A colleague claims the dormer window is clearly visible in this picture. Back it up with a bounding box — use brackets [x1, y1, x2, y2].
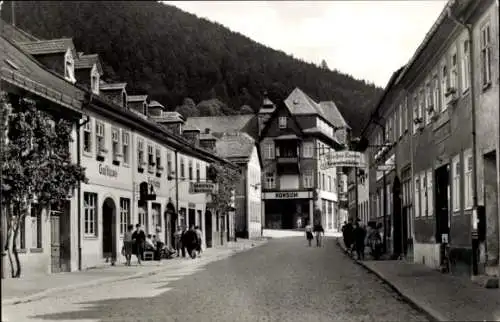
[90, 64, 100, 95]
[64, 49, 76, 84]
[143, 102, 148, 115]
[122, 92, 127, 109]
[279, 116, 287, 129]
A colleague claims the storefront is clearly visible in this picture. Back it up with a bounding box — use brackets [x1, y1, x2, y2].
[262, 191, 314, 229]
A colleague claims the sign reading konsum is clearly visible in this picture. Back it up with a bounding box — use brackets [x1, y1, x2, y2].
[321, 151, 366, 169]
[98, 164, 118, 178]
[262, 191, 312, 200]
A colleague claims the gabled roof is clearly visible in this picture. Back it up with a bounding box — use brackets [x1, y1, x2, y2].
[1, 35, 84, 112]
[319, 101, 350, 129]
[17, 38, 77, 58]
[75, 54, 104, 74]
[285, 88, 349, 129]
[100, 82, 127, 91]
[215, 133, 256, 161]
[258, 100, 304, 142]
[186, 115, 255, 136]
[127, 95, 148, 102]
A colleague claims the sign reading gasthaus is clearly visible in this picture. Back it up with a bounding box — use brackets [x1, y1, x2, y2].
[321, 151, 366, 169]
[189, 182, 216, 194]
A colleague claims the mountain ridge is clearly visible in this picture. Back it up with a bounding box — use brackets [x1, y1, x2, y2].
[1, 0, 383, 134]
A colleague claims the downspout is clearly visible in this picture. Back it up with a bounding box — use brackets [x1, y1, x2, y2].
[77, 94, 92, 271]
[447, 9, 479, 275]
[174, 150, 179, 227]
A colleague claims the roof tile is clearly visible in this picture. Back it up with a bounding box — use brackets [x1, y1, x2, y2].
[17, 38, 76, 56]
[215, 133, 255, 160]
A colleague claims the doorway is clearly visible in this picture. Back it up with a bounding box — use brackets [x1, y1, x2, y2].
[188, 208, 196, 228]
[483, 152, 499, 269]
[166, 203, 176, 247]
[435, 165, 450, 253]
[392, 176, 402, 258]
[50, 201, 71, 273]
[102, 198, 117, 261]
[205, 210, 213, 248]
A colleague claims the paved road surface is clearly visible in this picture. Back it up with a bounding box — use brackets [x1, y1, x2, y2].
[3, 237, 430, 322]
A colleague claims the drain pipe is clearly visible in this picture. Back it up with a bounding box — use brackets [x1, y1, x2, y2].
[447, 8, 479, 275]
[174, 150, 179, 227]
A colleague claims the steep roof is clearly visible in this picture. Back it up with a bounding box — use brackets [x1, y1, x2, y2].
[319, 101, 350, 129]
[17, 38, 77, 57]
[285, 87, 349, 129]
[1, 35, 84, 112]
[100, 82, 127, 91]
[0, 19, 40, 42]
[75, 53, 103, 74]
[186, 115, 256, 136]
[215, 132, 256, 161]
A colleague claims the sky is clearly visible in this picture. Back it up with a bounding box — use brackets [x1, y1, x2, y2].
[162, 1, 447, 88]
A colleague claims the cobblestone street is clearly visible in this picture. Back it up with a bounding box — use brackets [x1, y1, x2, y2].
[4, 237, 429, 322]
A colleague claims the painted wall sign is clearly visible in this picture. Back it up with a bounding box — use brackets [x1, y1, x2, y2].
[98, 164, 118, 177]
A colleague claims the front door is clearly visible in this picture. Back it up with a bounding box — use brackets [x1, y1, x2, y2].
[50, 214, 61, 273]
[205, 211, 212, 248]
[102, 198, 116, 262]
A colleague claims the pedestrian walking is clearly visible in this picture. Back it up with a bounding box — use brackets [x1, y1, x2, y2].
[123, 224, 134, 266]
[174, 226, 182, 257]
[180, 225, 188, 258]
[132, 224, 146, 265]
[353, 221, 366, 260]
[313, 222, 325, 247]
[305, 222, 314, 247]
[342, 220, 354, 256]
[182, 225, 198, 259]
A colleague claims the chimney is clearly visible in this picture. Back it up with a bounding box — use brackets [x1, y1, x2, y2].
[182, 127, 201, 147]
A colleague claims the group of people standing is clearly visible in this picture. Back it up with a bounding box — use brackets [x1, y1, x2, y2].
[342, 219, 383, 260]
[174, 225, 203, 259]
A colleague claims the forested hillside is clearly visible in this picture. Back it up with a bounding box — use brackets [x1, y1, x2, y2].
[1, 1, 382, 134]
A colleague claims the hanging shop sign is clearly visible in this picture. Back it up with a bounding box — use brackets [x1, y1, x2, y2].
[189, 182, 216, 194]
[321, 151, 366, 170]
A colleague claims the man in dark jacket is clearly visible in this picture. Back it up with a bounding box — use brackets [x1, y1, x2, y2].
[181, 225, 198, 259]
[353, 221, 366, 260]
[342, 220, 354, 254]
[131, 224, 146, 264]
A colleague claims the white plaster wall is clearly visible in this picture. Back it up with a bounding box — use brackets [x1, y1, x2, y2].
[247, 147, 262, 238]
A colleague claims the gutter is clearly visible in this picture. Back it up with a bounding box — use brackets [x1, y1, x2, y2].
[447, 7, 479, 275]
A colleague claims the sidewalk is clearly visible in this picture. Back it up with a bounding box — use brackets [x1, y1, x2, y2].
[336, 239, 500, 322]
[1, 238, 267, 306]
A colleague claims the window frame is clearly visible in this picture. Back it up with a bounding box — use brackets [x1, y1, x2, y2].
[84, 192, 98, 237]
[119, 198, 130, 236]
[278, 116, 287, 129]
[82, 116, 92, 154]
[452, 155, 461, 212]
[480, 22, 492, 87]
[122, 131, 130, 165]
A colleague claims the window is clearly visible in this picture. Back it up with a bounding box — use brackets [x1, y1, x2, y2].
[188, 160, 193, 180]
[452, 156, 461, 212]
[415, 177, 420, 217]
[419, 90, 425, 124]
[122, 92, 128, 109]
[64, 49, 76, 83]
[432, 76, 440, 113]
[122, 132, 130, 165]
[167, 153, 173, 175]
[461, 39, 470, 92]
[91, 64, 99, 95]
[427, 170, 433, 216]
[302, 142, 314, 158]
[322, 174, 325, 190]
[265, 172, 276, 189]
[155, 147, 162, 170]
[147, 145, 154, 166]
[464, 150, 473, 209]
[82, 116, 92, 153]
[441, 65, 448, 110]
[480, 23, 492, 86]
[421, 172, 427, 216]
[180, 157, 185, 178]
[279, 116, 287, 129]
[95, 121, 105, 155]
[119, 198, 130, 236]
[412, 95, 419, 134]
[196, 162, 200, 182]
[31, 204, 42, 248]
[403, 97, 408, 132]
[264, 142, 275, 159]
[328, 176, 332, 192]
[450, 51, 458, 91]
[303, 171, 313, 188]
[84, 192, 97, 236]
[425, 84, 432, 125]
[398, 104, 403, 137]
[137, 139, 145, 166]
[112, 128, 120, 160]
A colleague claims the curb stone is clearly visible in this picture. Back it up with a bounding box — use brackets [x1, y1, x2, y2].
[335, 239, 445, 322]
[2, 240, 267, 307]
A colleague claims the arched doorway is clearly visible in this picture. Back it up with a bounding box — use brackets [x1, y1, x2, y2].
[392, 176, 402, 259]
[102, 197, 117, 262]
[165, 202, 176, 247]
[205, 210, 212, 248]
